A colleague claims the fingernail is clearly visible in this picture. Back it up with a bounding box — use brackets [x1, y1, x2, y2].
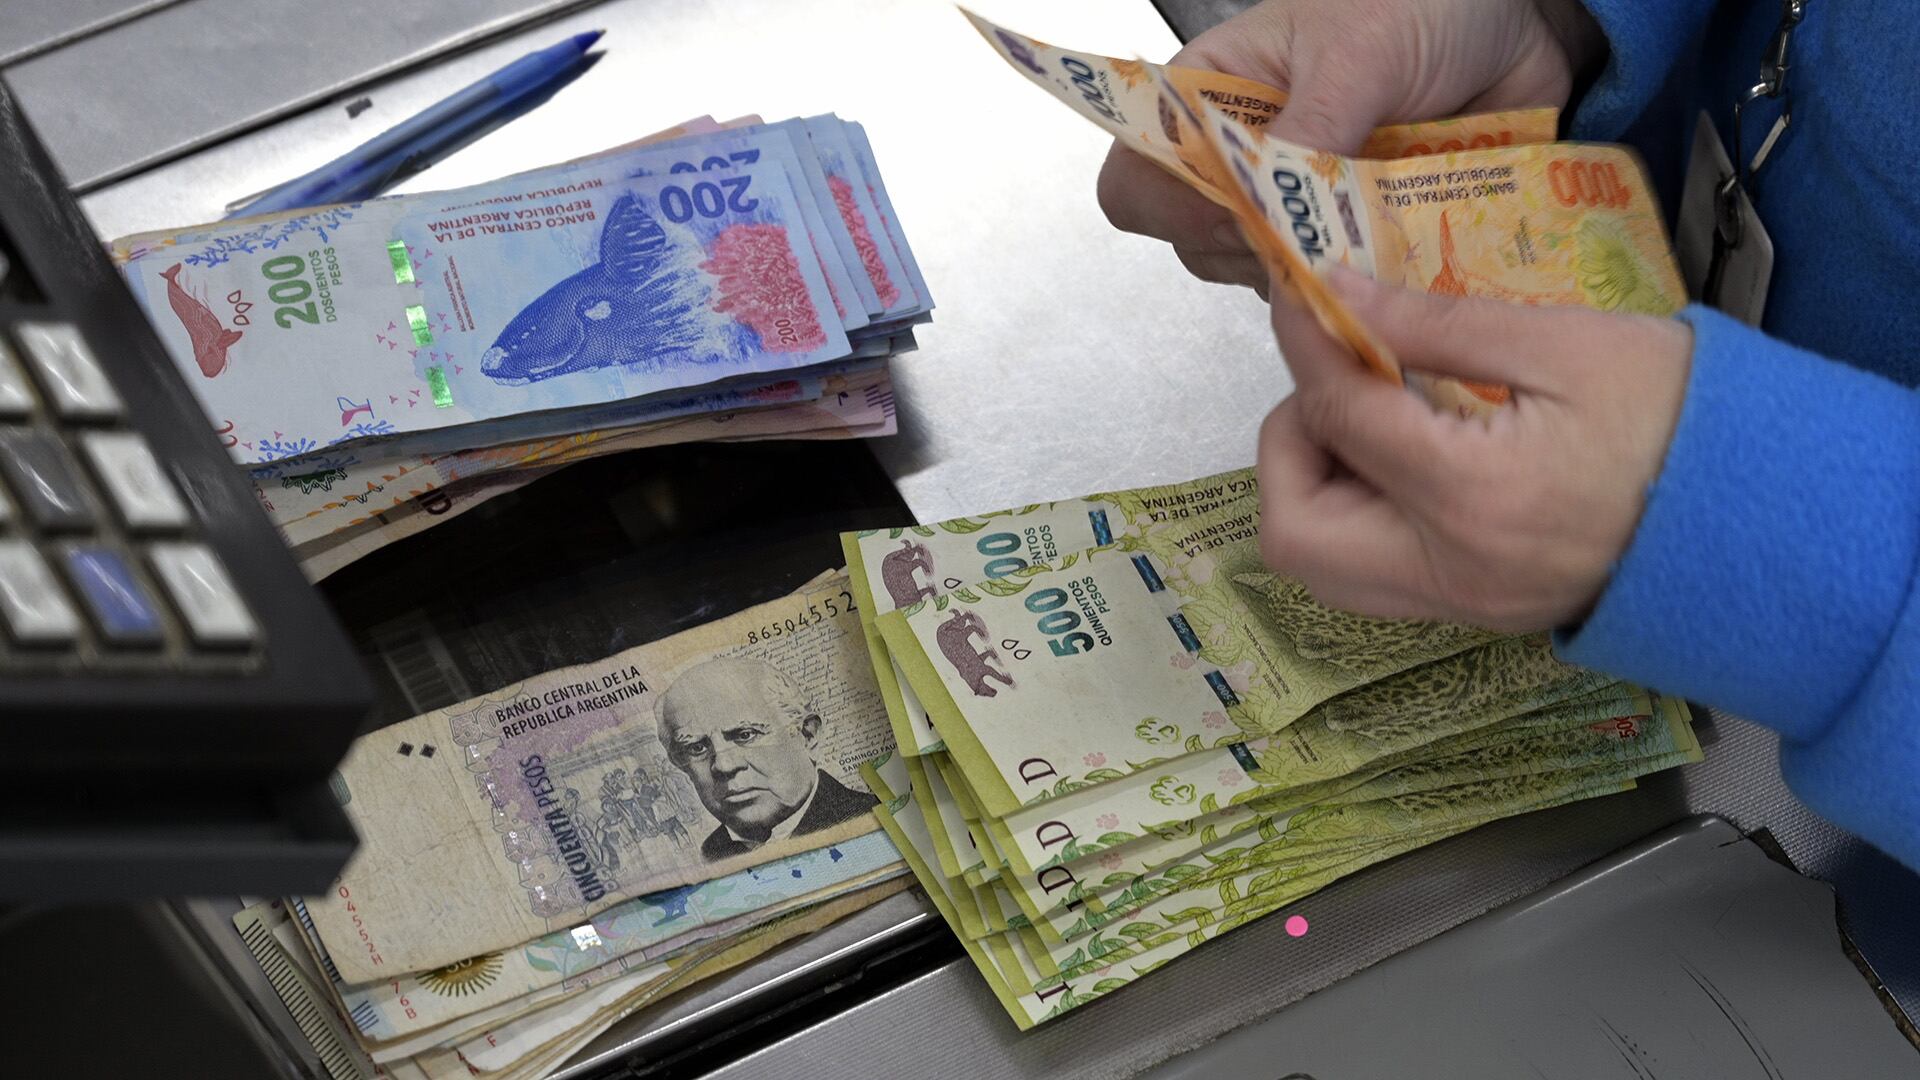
[1210, 222, 1251, 253]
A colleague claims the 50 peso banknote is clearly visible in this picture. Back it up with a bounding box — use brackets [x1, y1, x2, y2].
[302, 574, 895, 982]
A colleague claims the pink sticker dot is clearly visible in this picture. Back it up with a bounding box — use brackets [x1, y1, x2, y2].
[1284, 915, 1309, 937]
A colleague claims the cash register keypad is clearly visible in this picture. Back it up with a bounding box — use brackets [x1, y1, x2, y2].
[0, 325, 257, 670]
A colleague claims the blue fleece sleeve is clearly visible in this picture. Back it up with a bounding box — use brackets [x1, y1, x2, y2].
[1556, 306, 1920, 869]
[1567, 0, 1721, 139]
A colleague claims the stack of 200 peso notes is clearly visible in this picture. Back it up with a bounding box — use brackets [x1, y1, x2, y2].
[843, 470, 1701, 1028]
[112, 113, 927, 580]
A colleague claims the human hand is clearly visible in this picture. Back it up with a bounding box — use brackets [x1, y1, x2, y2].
[1256, 269, 1692, 631]
[1097, 0, 1606, 293]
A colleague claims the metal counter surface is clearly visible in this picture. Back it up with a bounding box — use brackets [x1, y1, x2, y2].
[57, 0, 1920, 1074]
[0, 0, 187, 65]
[1143, 817, 1920, 1079]
[5, 0, 596, 189]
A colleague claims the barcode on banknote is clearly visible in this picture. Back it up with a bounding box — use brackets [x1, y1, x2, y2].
[289, 897, 343, 984]
[367, 610, 474, 714]
[235, 913, 372, 1080]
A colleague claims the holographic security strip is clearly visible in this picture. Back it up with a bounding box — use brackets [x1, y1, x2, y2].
[1131, 554, 1165, 593]
[405, 304, 433, 345]
[426, 366, 452, 408]
[387, 240, 415, 284]
[1204, 671, 1240, 708]
[1088, 509, 1113, 546]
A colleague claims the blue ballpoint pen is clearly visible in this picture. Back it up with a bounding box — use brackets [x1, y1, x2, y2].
[227, 29, 605, 218]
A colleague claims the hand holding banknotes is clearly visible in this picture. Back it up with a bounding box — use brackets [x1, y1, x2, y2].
[1258, 268, 1692, 631]
[1095, 0, 1605, 292]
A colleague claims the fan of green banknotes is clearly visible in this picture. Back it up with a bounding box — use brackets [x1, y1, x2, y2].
[842, 467, 1701, 1029]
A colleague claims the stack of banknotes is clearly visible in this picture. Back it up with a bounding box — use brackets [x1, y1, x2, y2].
[110, 113, 930, 580]
[841, 471, 1703, 1029]
[230, 573, 911, 1078]
[965, 11, 1685, 414]
[796, 13, 1701, 1033]
[206, 11, 1713, 1060]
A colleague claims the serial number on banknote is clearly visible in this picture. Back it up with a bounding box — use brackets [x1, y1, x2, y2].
[745, 589, 858, 644]
[333, 884, 385, 968]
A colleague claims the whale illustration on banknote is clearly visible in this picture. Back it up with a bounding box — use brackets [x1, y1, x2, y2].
[479, 194, 708, 385]
[159, 263, 243, 377]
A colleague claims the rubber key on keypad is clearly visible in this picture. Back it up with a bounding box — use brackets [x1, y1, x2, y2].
[0, 427, 94, 531]
[65, 547, 164, 647]
[149, 542, 255, 648]
[81, 431, 190, 531]
[12, 322, 121, 420]
[0, 540, 81, 646]
[0, 339, 32, 418]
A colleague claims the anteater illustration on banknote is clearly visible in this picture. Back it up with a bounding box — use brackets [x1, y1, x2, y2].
[936, 609, 1016, 698]
[879, 538, 938, 607]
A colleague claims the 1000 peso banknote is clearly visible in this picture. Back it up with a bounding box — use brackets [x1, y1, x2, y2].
[967, 11, 1685, 416]
[961, 9, 1560, 202]
[1157, 66, 1685, 409]
[1173, 81, 1686, 412]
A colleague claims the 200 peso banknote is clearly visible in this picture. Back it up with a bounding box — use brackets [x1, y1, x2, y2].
[119, 137, 856, 465]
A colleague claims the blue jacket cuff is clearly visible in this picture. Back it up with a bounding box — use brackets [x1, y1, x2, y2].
[1556, 305, 1920, 743]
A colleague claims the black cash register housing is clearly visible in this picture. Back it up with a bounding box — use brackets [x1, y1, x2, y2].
[0, 78, 370, 897]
